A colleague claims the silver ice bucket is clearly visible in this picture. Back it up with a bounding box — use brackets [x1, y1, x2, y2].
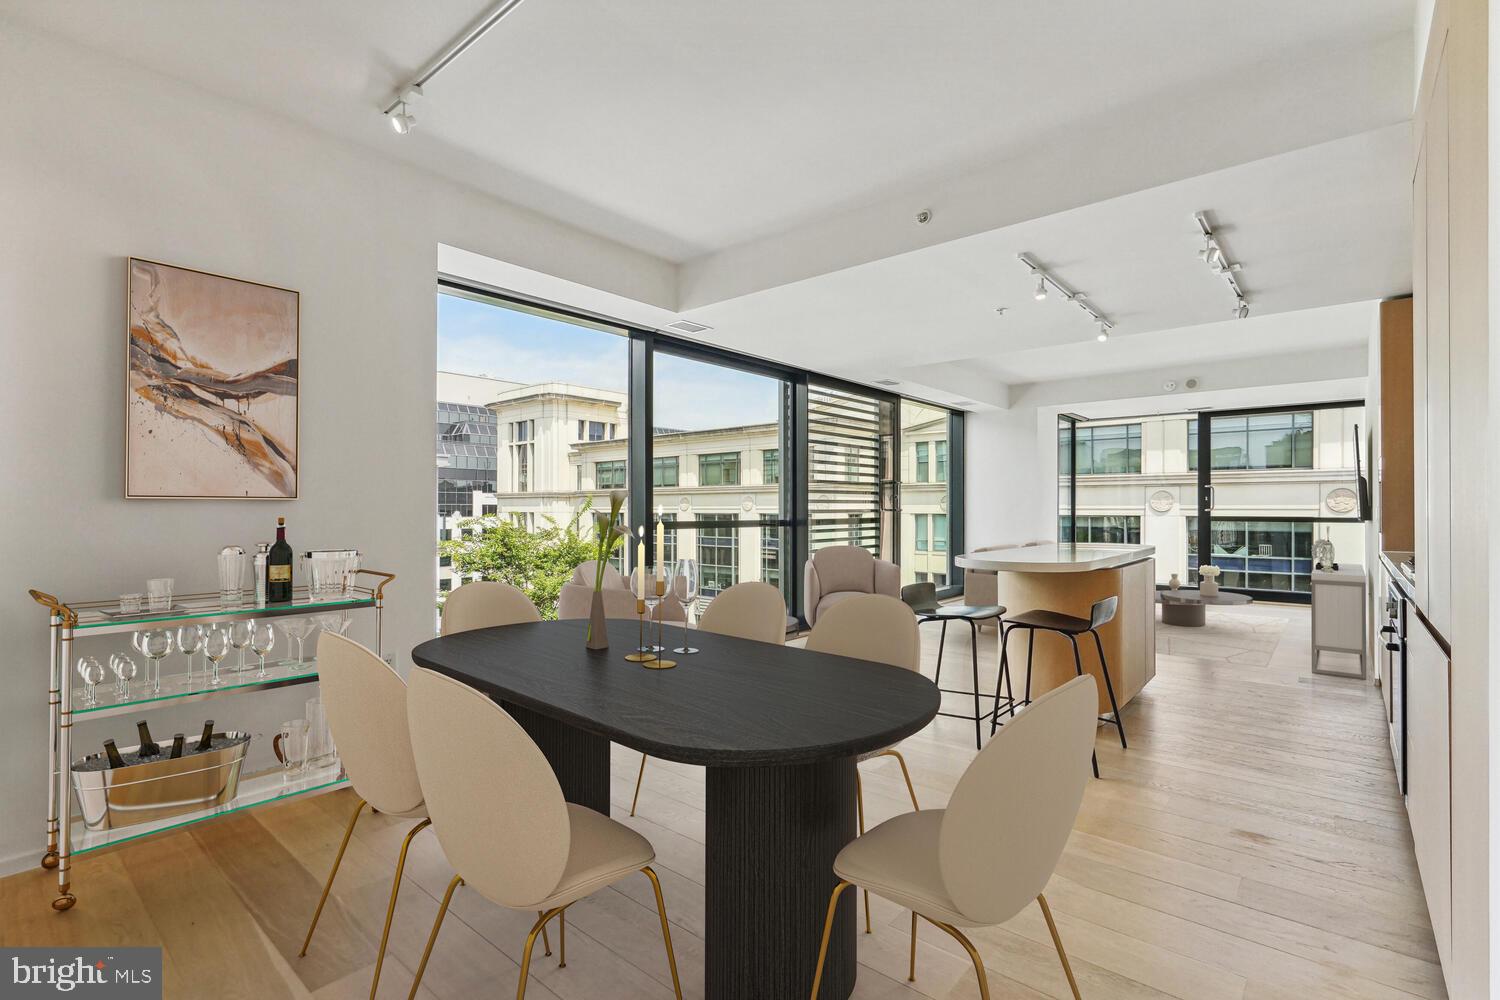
[71, 732, 251, 831]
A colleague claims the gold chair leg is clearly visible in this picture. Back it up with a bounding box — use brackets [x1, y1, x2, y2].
[538, 911, 552, 957]
[408, 874, 463, 1000]
[559, 907, 566, 968]
[630, 752, 648, 817]
[809, 880, 852, 1000]
[516, 906, 565, 1000]
[854, 773, 870, 934]
[873, 748, 920, 811]
[299, 795, 365, 957]
[369, 818, 431, 1000]
[642, 866, 684, 1000]
[926, 917, 992, 1000]
[908, 911, 917, 981]
[1037, 893, 1082, 1000]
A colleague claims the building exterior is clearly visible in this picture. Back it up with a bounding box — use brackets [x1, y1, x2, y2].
[435, 376, 956, 608]
[1064, 405, 1366, 594]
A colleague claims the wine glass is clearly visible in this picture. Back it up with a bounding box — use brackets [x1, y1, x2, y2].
[203, 626, 230, 687]
[672, 559, 700, 654]
[140, 630, 173, 694]
[250, 622, 276, 679]
[280, 617, 315, 666]
[230, 620, 255, 674]
[76, 657, 104, 706]
[320, 612, 353, 637]
[109, 653, 138, 699]
[176, 625, 204, 684]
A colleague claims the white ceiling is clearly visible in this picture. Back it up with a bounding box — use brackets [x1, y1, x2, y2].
[12, 0, 1416, 399]
[11, 0, 1412, 262]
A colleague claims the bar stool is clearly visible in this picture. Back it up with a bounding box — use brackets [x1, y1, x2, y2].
[900, 582, 1005, 750]
[989, 595, 1126, 778]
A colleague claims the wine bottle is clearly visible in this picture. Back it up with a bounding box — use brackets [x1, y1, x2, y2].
[267, 517, 293, 603]
[195, 719, 216, 753]
[169, 733, 186, 759]
[103, 738, 126, 769]
[135, 720, 160, 758]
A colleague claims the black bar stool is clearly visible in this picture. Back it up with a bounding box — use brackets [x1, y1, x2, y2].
[988, 595, 1126, 778]
[901, 582, 1005, 750]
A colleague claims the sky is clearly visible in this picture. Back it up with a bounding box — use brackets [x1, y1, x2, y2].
[438, 292, 781, 429]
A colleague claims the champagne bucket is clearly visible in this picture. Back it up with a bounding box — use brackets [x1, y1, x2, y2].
[71, 732, 251, 831]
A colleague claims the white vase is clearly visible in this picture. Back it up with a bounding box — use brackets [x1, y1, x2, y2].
[1200, 577, 1219, 597]
[1168, 573, 1181, 591]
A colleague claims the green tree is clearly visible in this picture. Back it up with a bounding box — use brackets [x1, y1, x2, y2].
[439, 502, 595, 619]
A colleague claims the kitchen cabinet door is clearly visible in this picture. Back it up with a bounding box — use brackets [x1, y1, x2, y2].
[1406, 618, 1451, 973]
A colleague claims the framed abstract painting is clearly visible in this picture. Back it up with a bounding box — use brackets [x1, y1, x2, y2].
[126, 258, 299, 499]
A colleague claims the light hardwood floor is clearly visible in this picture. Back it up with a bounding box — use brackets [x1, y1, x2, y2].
[2, 604, 1444, 1000]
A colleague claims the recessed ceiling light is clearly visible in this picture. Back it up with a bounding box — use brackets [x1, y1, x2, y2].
[666, 320, 712, 334]
[874, 379, 900, 386]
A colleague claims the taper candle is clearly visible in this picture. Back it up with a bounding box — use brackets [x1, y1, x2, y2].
[655, 505, 665, 580]
[637, 537, 646, 599]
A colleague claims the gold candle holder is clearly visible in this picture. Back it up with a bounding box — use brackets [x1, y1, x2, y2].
[624, 598, 658, 663]
[645, 578, 676, 669]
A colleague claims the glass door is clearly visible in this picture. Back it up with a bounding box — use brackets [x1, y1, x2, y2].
[1193, 402, 1366, 600]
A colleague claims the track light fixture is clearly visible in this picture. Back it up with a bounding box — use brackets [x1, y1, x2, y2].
[1194, 211, 1249, 318]
[1018, 253, 1116, 344]
[381, 0, 527, 134]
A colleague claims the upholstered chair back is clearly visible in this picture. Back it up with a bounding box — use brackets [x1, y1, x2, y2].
[315, 633, 424, 816]
[441, 581, 541, 636]
[697, 582, 786, 644]
[805, 594, 919, 671]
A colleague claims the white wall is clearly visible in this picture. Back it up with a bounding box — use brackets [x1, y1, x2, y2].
[963, 404, 1049, 548]
[0, 21, 675, 873]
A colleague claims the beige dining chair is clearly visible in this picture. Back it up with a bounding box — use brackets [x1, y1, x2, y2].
[805, 593, 923, 932]
[809, 674, 1097, 1000]
[405, 667, 683, 1000]
[441, 580, 542, 635]
[300, 632, 472, 1000]
[629, 581, 788, 816]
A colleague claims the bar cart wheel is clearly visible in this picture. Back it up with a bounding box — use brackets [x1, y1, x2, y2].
[52, 892, 76, 911]
[41, 850, 59, 870]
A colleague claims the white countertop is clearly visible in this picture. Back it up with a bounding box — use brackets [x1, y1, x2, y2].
[955, 543, 1156, 573]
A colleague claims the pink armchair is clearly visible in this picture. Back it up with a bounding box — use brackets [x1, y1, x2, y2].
[556, 560, 685, 622]
[803, 546, 901, 627]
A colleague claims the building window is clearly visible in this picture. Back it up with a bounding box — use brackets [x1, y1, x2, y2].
[932, 573, 947, 587]
[653, 456, 679, 488]
[761, 517, 781, 589]
[915, 516, 929, 551]
[936, 440, 948, 483]
[516, 445, 530, 492]
[595, 460, 627, 489]
[482, 504, 497, 515]
[933, 513, 948, 552]
[698, 514, 738, 597]
[577, 419, 584, 440]
[1187, 517, 1314, 592]
[699, 451, 740, 486]
[915, 442, 929, 482]
[439, 579, 452, 592]
[1059, 515, 1142, 544]
[588, 420, 607, 441]
[439, 528, 452, 542]
[1067, 424, 1142, 475]
[761, 449, 780, 485]
[1189, 412, 1313, 470]
[660, 513, 677, 567]
[576, 465, 582, 490]
[609, 423, 617, 439]
[915, 572, 928, 583]
[513, 420, 532, 442]
[439, 555, 451, 568]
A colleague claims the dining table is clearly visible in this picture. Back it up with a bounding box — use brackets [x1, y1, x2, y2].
[411, 617, 940, 1000]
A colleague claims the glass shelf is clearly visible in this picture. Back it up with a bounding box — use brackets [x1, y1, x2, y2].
[65, 588, 375, 633]
[71, 761, 347, 855]
[72, 658, 323, 719]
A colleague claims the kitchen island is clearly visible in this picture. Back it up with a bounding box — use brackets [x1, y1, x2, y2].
[957, 543, 1157, 714]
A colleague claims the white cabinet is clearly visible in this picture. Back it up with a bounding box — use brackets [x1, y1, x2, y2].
[1406, 620, 1451, 973]
[1310, 565, 1366, 677]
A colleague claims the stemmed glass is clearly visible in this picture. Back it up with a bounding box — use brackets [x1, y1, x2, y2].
[280, 617, 316, 666]
[203, 626, 230, 687]
[140, 630, 173, 694]
[672, 559, 700, 655]
[109, 653, 137, 699]
[76, 657, 105, 706]
[319, 611, 353, 638]
[250, 622, 276, 679]
[230, 620, 255, 674]
[176, 625, 204, 685]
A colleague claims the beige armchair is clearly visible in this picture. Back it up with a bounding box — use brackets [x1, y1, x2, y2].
[803, 545, 900, 627]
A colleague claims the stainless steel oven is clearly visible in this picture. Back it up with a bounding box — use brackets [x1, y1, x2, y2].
[1381, 579, 1408, 795]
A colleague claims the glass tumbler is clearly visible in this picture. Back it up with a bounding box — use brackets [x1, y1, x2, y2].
[217, 546, 247, 605]
[146, 577, 174, 613]
[274, 719, 311, 782]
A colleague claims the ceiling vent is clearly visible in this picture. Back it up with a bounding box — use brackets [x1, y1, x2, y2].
[666, 320, 712, 335]
[953, 400, 975, 407]
[873, 379, 901, 386]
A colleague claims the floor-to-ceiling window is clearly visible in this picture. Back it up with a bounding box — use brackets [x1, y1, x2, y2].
[652, 348, 790, 614]
[434, 290, 629, 619]
[436, 283, 964, 625]
[1056, 401, 1365, 599]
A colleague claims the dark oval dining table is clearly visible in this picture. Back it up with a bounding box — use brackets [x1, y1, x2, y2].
[412, 617, 939, 1000]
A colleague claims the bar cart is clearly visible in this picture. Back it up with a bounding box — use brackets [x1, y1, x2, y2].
[29, 569, 394, 912]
